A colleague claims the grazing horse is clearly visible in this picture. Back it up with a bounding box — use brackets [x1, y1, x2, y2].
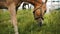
[0, 0, 47, 34]
[21, 0, 47, 26]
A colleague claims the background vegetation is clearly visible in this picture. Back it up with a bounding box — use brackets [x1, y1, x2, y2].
[0, 9, 60, 34]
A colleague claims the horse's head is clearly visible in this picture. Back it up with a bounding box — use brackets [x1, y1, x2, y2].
[33, 0, 47, 26]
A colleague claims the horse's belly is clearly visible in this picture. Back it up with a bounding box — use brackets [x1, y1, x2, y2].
[0, 0, 6, 2]
[0, 2, 7, 9]
[0, 6, 7, 9]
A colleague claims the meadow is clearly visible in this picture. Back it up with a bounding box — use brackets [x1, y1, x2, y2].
[0, 9, 60, 34]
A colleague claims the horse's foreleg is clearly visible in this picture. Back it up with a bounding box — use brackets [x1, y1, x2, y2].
[8, 3, 19, 34]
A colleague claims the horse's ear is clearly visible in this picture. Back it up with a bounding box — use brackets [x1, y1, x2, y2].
[42, 0, 47, 3]
[45, 0, 47, 3]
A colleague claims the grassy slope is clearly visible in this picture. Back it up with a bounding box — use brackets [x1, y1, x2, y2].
[0, 9, 60, 34]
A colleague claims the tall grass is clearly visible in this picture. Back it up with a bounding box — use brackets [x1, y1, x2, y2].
[0, 9, 60, 34]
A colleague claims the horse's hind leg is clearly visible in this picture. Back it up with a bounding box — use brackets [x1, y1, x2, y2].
[8, 3, 19, 34]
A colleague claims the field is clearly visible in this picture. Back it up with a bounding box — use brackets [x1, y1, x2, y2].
[0, 9, 60, 34]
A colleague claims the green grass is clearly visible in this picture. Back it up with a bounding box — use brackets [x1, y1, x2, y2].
[0, 9, 60, 34]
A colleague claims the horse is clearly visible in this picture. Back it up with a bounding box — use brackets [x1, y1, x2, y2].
[0, 0, 47, 34]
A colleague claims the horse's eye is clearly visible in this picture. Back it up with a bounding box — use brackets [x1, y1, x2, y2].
[42, 0, 46, 3]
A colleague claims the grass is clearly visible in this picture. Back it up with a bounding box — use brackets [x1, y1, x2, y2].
[0, 9, 60, 34]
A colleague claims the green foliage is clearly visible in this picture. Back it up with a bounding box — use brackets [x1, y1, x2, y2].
[0, 9, 60, 34]
[44, 9, 60, 34]
[0, 10, 14, 34]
